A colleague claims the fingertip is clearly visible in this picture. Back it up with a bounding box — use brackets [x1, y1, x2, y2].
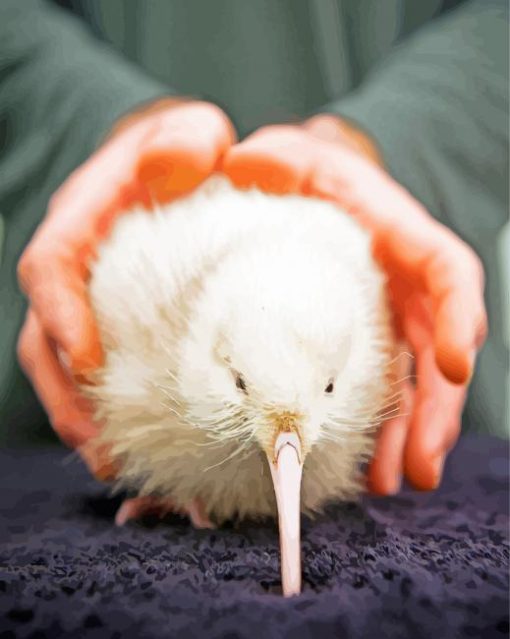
[367, 466, 401, 496]
[367, 397, 412, 497]
[435, 342, 474, 386]
[431, 264, 486, 386]
[404, 466, 436, 491]
[404, 441, 444, 491]
[367, 443, 403, 497]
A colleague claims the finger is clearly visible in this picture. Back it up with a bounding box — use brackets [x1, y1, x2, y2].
[404, 352, 466, 490]
[19, 252, 104, 373]
[373, 225, 486, 385]
[368, 379, 414, 495]
[18, 310, 116, 479]
[402, 298, 467, 490]
[425, 245, 487, 384]
[18, 102, 233, 374]
[222, 126, 317, 193]
[17, 309, 99, 450]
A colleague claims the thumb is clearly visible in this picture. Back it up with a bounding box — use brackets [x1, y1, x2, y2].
[136, 101, 236, 203]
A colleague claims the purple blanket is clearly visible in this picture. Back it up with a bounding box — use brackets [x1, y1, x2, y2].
[0, 435, 508, 639]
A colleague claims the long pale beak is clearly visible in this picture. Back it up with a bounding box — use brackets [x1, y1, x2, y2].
[267, 432, 303, 597]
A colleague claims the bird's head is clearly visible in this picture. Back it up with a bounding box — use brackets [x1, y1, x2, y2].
[176, 236, 385, 595]
[177, 238, 364, 460]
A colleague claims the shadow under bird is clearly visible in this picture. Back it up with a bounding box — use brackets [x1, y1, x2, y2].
[84, 176, 399, 596]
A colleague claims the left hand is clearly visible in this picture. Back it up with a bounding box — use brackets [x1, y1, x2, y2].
[221, 115, 487, 495]
[17, 99, 235, 479]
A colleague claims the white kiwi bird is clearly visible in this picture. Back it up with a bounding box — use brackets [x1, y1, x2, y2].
[84, 176, 400, 597]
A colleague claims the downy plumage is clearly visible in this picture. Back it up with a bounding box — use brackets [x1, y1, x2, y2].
[85, 176, 398, 594]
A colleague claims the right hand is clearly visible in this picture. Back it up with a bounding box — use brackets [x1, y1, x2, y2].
[17, 99, 235, 477]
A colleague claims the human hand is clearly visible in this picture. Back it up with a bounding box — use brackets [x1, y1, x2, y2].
[221, 116, 487, 495]
[17, 98, 235, 478]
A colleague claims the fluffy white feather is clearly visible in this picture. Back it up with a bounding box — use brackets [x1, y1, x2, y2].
[86, 176, 397, 524]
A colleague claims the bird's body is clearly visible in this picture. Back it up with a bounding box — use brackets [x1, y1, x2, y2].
[87, 176, 396, 530]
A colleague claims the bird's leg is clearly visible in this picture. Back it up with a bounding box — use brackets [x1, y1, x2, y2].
[115, 495, 180, 526]
[185, 497, 216, 529]
[115, 495, 215, 529]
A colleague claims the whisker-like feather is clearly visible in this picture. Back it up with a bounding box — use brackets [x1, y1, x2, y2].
[203, 437, 256, 472]
[159, 401, 183, 418]
[154, 383, 183, 407]
[388, 373, 417, 388]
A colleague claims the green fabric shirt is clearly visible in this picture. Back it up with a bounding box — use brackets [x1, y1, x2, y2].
[0, 0, 508, 445]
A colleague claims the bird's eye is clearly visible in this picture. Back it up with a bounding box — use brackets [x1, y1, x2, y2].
[324, 380, 334, 394]
[235, 372, 248, 394]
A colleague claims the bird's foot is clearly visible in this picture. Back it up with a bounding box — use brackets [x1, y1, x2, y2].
[115, 495, 215, 529]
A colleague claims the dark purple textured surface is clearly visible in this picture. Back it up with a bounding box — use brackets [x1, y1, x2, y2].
[0, 435, 508, 639]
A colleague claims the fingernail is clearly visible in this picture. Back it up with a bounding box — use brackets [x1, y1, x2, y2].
[431, 455, 445, 489]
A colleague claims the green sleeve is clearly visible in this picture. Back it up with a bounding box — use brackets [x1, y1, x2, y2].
[320, 0, 508, 235]
[319, 0, 509, 438]
[0, 0, 171, 445]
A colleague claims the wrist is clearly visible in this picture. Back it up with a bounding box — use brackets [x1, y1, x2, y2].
[302, 114, 384, 168]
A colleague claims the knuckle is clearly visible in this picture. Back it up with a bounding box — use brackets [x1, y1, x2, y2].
[458, 244, 484, 284]
[477, 309, 489, 346]
[16, 323, 31, 372]
[16, 313, 42, 376]
[17, 248, 35, 289]
[17, 245, 51, 290]
[18, 242, 60, 292]
[18, 193, 66, 291]
[47, 190, 63, 213]
[474, 254, 485, 285]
